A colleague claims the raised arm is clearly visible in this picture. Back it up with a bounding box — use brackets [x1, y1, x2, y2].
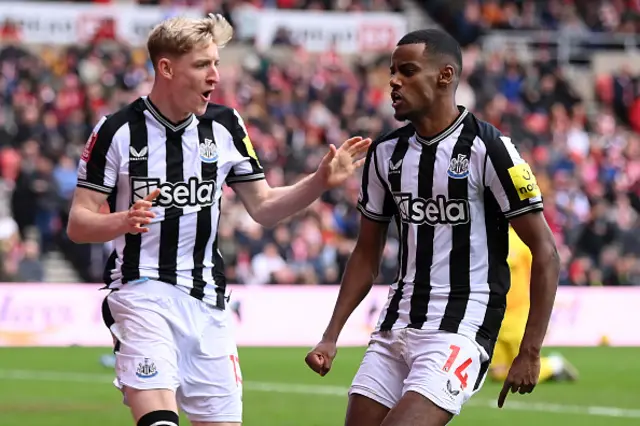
[231, 137, 370, 228]
[218, 109, 370, 228]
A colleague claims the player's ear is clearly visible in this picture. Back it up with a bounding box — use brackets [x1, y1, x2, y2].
[438, 64, 455, 88]
[157, 57, 173, 79]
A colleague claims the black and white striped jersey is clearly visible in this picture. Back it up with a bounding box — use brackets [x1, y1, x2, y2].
[76, 96, 264, 308]
[357, 107, 543, 355]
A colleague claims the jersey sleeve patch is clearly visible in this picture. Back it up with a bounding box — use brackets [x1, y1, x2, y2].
[81, 131, 98, 162]
[507, 163, 541, 201]
[242, 134, 261, 167]
[232, 108, 263, 169]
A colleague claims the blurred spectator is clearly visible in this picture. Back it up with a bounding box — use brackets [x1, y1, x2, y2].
[423, 0, 640, 47]
[17, 239, 44, 282]
[129, 0, 403, 12]
[3, 1, 640, 287]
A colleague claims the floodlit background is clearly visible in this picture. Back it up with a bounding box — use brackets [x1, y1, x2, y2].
[0, 0, 639, 425]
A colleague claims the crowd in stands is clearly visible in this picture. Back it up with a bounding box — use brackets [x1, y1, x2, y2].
[1, 0, 640, 286]
[131, 0, 404, 11]
[424, 0, 640, 47]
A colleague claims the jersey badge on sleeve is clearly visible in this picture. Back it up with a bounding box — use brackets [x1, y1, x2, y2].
[234, 109, 262, 167]
[508, 163, 541, 200]
[81, 132, 98, 162]
[243, 135, 261, 167]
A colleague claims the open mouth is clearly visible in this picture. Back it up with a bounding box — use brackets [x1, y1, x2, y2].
[201, 90, 213, 102]
[391, 91, 403, 108]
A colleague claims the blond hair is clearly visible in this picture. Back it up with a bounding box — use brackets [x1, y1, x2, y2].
[147, 13, 233, 66]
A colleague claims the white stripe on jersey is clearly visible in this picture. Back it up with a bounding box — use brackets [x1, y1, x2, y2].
[421, 126, 463, 328]
[395, 136, 421, 323]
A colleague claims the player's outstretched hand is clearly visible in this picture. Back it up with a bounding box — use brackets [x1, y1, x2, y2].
[125, 189, 160, 235]
[305, 341, 337, 377]
[497, 351, 540, 408]
[316, 136, 372, 189]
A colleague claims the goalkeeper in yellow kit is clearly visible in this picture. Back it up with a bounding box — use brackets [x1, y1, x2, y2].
[489, 227, 579, 383]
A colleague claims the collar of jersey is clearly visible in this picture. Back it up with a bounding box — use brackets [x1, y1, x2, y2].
[143, 96, 194, 133]
[415, 106, 468, 146]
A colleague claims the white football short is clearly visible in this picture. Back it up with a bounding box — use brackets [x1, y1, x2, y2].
[349, 329, 490, 416]
[102, 279, 242, 423]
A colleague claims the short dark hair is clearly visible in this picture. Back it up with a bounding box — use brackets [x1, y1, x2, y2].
[397, 29, 462, 76]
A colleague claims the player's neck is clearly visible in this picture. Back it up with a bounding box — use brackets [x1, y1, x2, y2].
[147, 89, 191, 125]
[413, 101, 461, 140]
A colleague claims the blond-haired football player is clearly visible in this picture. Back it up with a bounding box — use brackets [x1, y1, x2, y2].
[68, 14, 370, 426]
[489, 227, 579, 384]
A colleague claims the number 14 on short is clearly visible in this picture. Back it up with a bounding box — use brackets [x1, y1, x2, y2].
[442, 345, 472, 390]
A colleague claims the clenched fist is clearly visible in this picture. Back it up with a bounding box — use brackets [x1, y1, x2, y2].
[305, 341, 337, 377]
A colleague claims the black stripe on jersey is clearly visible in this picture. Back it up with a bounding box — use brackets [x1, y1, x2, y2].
[358, 146, 396, 222]
[372, 135, 408, 221]
[408, 143, 436, 329]
[211, 201, 227, 309]
[380, 135, 410, 331]
[121, 115, 149, 283]
[191, 120, 217, 300]
[477, 188, 510, 355]
[200, 105, 263, 184]
[102, 189, 119, 286]
[158, 129, 185, 285]
[359, 147, 372, 212]
[478, 121, 521, 210]
[80, 112, 129, 193]
[373, 151, 399, 219]
[230, 115, 262, 176]
[82, 134, 111, 191]
[440, 119, 477, 333]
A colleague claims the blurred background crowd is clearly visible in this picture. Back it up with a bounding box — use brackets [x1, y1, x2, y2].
[2, 0, 640, 287]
